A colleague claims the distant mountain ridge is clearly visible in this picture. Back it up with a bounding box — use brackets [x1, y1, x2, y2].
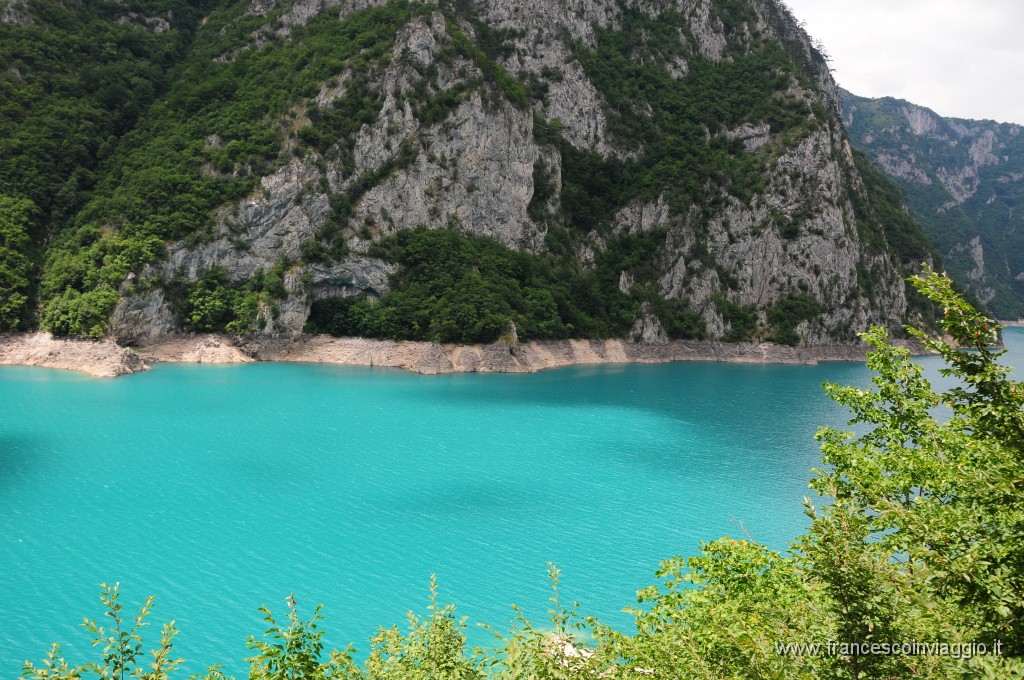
[841, 88, 1024, 319]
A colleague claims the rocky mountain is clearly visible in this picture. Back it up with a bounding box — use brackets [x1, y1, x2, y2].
[1, 0, 936, 347]
[842, 89, 1024, 319]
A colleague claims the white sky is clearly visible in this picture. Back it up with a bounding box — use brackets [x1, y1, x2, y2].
[781, 0, 1024, 124]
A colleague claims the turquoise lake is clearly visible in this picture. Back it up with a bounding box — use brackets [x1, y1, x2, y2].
[2, 329, 1022, 676]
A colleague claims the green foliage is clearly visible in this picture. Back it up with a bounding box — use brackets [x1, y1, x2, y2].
[245, 595, 359, 680]
[364, 577, 480, 680]
[478, 563, 604, 679]
[0, 0, 211, 225]
[41, 287, 119, 339]
[596, 538, 824, 679]
[715, 294, 758, 342]
[802, 269, 1024, 676]
[22, 582, 182, 680]
[307, 227, 704, 343]
[1, 0, 221, 335]
[167, 263, 291, 336]
[526, 159, 555, 223]
[766, 295, 822, 346]
[0, 195, 37, 330]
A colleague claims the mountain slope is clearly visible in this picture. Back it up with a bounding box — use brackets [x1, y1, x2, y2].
[842, 89, 1024, 319]
[2, 0, 936, 345]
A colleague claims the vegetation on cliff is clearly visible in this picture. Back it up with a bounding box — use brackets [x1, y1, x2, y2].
[306, 227, 705, 343]
[0, 195, 36, 331]
[1, 0, 937, 344]
[21, 272, 1024, 678]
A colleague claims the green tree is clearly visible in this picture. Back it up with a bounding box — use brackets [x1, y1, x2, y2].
[245, 595, 359, 680]
[0, 195, 37, 331]
[595, 539, 823, 679]
[802, 268, 1024, 677]
[363, 577, 480, 680]
[41, 287, 119, 339]
[21, 582, 182, 680]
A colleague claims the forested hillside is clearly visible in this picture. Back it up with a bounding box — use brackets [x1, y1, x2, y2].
[843, 89, 1024, 319]
[0, 0, 217, 331]
[2, 0, 936, 346]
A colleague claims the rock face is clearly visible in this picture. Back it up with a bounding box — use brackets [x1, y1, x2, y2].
[106, 0, 922, 345]
[843, 89, 1024, 319]
[0, 333, 146, 377]
[0, 0, 33, 26]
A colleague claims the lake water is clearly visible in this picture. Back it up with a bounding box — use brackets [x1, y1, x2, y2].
[2, 330, 1021, 676]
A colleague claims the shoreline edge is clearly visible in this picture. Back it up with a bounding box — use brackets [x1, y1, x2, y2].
[0, 332, 899, 378]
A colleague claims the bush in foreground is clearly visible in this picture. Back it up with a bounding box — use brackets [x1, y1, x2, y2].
[20, 271, 1024, 679]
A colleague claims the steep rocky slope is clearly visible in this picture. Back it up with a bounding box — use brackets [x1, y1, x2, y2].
[842, 89, 1024, 319]
[2, 0, 935, 346]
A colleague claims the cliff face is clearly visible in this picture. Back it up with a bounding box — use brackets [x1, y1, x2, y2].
[5, 0, 934, 345]
[842, 90, 1024, 319]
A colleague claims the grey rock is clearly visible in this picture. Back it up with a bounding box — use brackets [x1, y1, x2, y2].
[0, 0, 32, 25]
[631, 302, 670, 344]
[309, 258, 396, 299]
[109, 0, 918, 345]
[109, 289, 178, 344]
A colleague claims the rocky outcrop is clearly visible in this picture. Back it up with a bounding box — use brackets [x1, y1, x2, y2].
[0, 330, 895, 378]
[0, 333, 146, 377]
[137, 335, 254, 365]
[168, 333, 882, 374]
[949, 235, 996, 304]
[659, 124, 906, 342]
[352, 92, 546, 251]
[110, 288, 178, 344]
[115, 11, 171, 32]
[630, 302, 670, 344]
[0, 0, 33, 25]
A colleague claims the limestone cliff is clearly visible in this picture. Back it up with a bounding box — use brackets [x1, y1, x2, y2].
[12, 0, 933, 346]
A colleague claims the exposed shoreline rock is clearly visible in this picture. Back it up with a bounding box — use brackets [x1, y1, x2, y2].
[0, 333, 147, 377]
[250, 335, 879, 374]
[0, 332, 902, 378]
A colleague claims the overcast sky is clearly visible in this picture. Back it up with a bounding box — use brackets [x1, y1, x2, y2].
[781, 0, 1024, 124]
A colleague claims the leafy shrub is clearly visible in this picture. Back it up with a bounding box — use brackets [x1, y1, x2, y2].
[41, 287, 119, 339]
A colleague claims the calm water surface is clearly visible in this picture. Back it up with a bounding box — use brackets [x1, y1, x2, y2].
[2, 329, 1022, 675]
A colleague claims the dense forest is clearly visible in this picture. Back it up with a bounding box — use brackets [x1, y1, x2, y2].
[0, 0, 218, 333]
[19, 273, 1024, 678]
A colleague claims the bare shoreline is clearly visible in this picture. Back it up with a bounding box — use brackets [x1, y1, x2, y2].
[0, 332, 894, 379]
